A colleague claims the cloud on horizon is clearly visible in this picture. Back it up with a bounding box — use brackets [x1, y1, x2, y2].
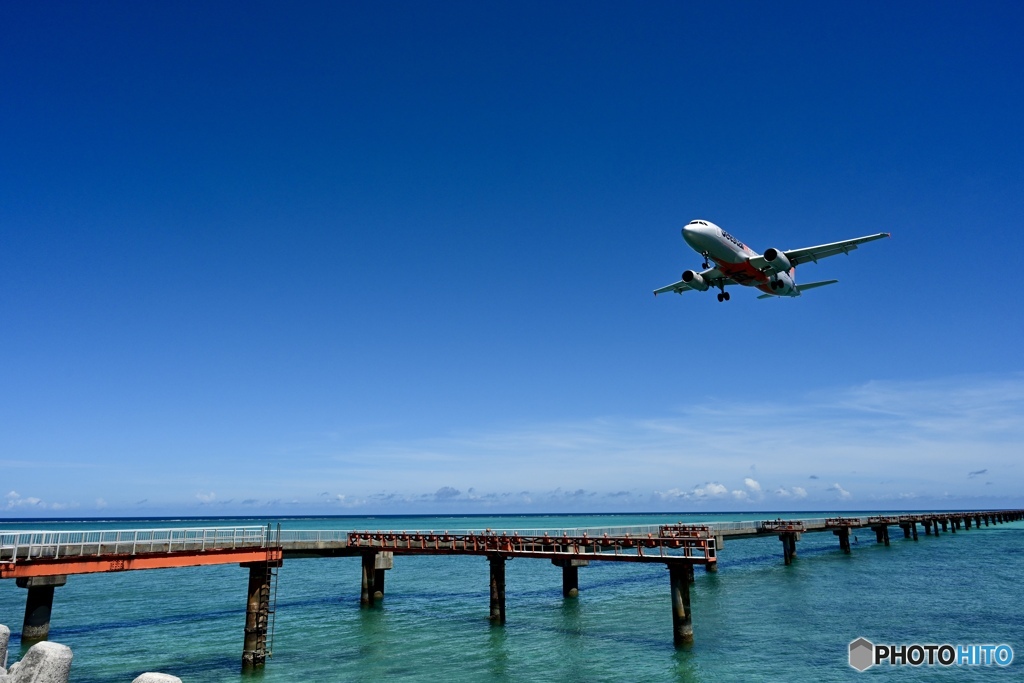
[313, 374, 1023, 505]
[3, 374, 1021, 516]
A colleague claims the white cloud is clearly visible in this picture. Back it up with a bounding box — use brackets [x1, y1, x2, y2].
[829, 483, 852, 500]
[694, 482, 728, 498]
[319, 374, 1024, 508]
[3, 491, 77, 511]
[195, 491, 216, 503]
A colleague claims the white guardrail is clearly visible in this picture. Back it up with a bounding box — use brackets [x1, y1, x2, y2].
[0, 526, 271, 563]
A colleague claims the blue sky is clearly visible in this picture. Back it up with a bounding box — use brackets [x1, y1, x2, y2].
[2, 2, 1022, 517]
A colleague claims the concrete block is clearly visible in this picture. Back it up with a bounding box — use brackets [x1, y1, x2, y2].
[1, 623, 10, 672]
[0, 641, 72, 683]
[132, 674, 182, 683]
[374, 552, 394, 570]
[550, 558, 590, 568]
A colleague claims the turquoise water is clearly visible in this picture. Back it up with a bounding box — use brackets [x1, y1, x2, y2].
[1, 512, 1021, 681]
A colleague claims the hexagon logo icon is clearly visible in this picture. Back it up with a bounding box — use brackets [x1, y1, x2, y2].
[849, 638, 875, 671]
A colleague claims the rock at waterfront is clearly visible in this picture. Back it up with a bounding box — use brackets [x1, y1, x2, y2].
[0, 641, 72, 683]
[1, 623, 11, 674]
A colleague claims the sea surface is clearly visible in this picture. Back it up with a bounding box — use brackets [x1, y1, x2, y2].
[1, 512, 1021, 681]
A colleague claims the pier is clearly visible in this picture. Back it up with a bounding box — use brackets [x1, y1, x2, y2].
[1, 509, 1021, 668]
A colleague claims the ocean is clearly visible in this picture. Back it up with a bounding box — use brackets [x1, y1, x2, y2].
[1, 512, 1020, 681]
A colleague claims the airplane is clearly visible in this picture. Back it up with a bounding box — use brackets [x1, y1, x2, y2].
[654, 220, 890, 302]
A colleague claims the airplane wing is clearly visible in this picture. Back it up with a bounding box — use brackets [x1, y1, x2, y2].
[653, 268, 738, 295]
[747, 232, 890, 272]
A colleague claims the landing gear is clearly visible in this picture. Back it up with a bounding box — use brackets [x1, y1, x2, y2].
[701, 252, 711, 269]
[771, 280, 783, 290]
[717, 291, 730, 302]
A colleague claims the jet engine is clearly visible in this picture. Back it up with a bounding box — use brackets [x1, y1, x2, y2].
[763, 248, 792, 271]
[681, 270, 709, 291]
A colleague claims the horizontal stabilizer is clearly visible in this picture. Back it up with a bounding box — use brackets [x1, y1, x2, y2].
[758, 279, 839, 299]
[796, 279, 838, 292]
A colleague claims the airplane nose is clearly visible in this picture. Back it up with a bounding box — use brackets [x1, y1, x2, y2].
[681, 222, 706, 251]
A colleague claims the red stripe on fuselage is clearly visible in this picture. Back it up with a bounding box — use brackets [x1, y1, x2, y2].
[714, 259, 767, 286]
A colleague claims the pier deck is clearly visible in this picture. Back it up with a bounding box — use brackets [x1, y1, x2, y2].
[1, 509, 1021, 667]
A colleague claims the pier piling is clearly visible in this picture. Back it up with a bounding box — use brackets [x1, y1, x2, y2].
[833, 527, 851, 553]
[668, 563, 694, 646]
[373, 552, 393, 602]
[552, 558, 588, 598]
[489, 556, 507, 624]
[241, 562, 274, 669]
[360, 553, 377, 606]
[15, 575, 66, 642]
[780, 533, 798, 565]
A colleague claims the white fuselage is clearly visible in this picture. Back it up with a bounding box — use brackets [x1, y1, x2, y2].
[682, 220, 798, 296]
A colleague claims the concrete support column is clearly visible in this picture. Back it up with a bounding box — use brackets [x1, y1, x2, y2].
[704, 561, 718, 573]
[552, 558, 588, 598]
[668, 563, 693, 646]
[780, 533, 798, 565]
[984, 515, 990, 526]
[241, 562, 273, 670]
[489, 555, 506, 624]
[941, 520, 948, 532]
[360, 553, 377, 606]
[833, 527, 851, 553]
[912, 523, 919, 541]
[371, 552, 393, 603]
[16, 576, 66, 642]
[950, 519, 956, 533]
[964, 517, 971, 529]
[562, 565, 579, 597]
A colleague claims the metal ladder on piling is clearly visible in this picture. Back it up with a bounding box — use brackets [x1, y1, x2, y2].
[264, 523, 280, 659]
